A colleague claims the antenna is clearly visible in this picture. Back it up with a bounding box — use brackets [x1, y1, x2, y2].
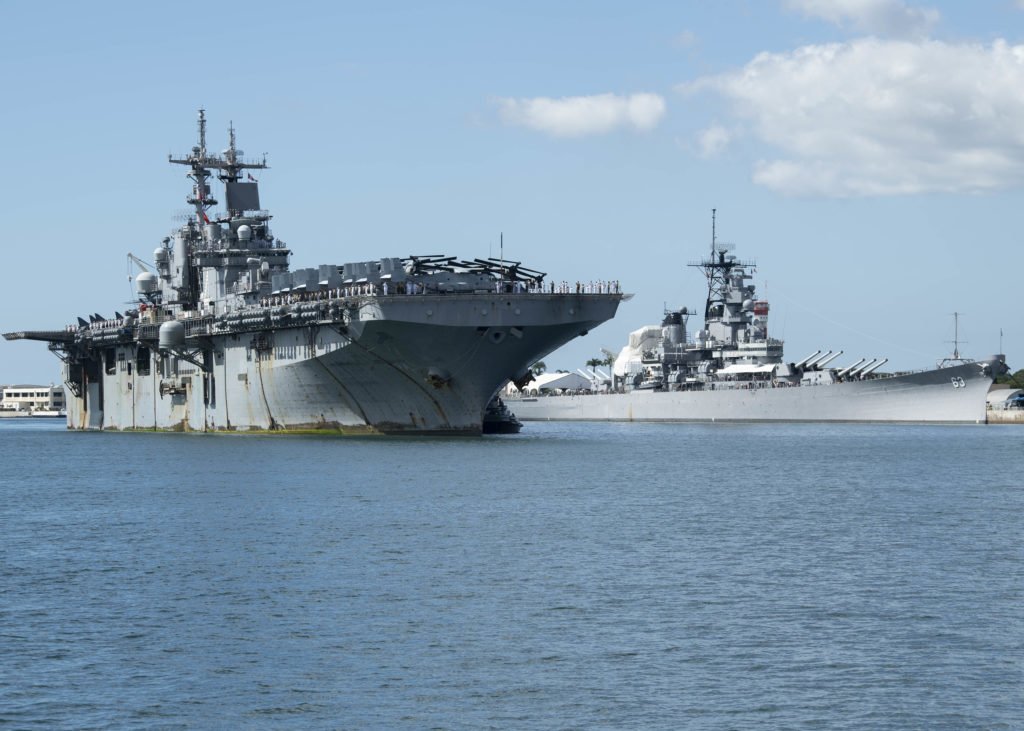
[711, 207, 716, 254]
[228, 121, 236, 166]
[948, 311, 966, 360]
[938, 312, 973, 367]
[197, 107, 207, 159]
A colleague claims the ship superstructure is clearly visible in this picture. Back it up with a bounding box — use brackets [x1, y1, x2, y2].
[4, 111, 624, 434]
[623, 212, 784, 392]
[510, 211, 1006, 424]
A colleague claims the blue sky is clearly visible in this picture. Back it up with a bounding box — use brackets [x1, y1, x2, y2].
[2, 0, 1023, 383]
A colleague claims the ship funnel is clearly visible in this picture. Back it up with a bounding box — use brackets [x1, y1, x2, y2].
[794, 350, 823, 368]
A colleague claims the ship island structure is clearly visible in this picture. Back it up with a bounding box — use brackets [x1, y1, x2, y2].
[3, 111, 624, 435]
[510, 212, 1006, 424]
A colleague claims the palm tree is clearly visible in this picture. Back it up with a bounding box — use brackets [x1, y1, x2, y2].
[530, 361, 547, 376]
[585, 357, 603, 369]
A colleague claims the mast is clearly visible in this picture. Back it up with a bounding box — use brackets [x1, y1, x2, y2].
[711, 207, 716, 256]
[938, 312, 971, 367]
[168, 108, 218, 225]
[948, 311, 966, 360]
[704, 208, 719, 317]
[169, 108, 269, 224]
[217, 120, 268, 185]
[690, 209, 753, 321]
[952, 312, 960, 360]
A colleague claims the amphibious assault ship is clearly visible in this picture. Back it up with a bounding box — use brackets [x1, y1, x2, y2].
[3, 111, 623, 434]
[511, 212, 1005, 424]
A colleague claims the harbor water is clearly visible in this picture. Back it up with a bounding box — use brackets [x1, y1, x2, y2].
[2, 419, 1022, 729]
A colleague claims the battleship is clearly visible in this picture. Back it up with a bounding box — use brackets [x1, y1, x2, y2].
[510, 212, 1006, 424]
[3, 111, 624, 435]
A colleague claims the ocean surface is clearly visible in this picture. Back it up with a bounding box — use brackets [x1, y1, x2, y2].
[2, 418, 1022, 730]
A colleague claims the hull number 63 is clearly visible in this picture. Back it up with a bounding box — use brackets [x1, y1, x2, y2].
[951, 377, 966, 389]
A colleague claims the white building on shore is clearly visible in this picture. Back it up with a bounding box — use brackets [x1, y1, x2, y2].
[0, 384, 66, 413]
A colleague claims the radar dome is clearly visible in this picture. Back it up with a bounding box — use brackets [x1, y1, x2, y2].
[237, 224, 252, 241]
[153, 247, 168, 263]
[136, 271, 158, 294]
[158, 320, 186, 349]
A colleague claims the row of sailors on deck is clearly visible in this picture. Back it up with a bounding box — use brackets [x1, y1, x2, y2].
[258, 278, 622, 307]
[64, 276, 625, 330]
[68, 317, 126, 332]
[261, 279, 429, 306]
[562, 281, 621, 294]
[502, 280, 620, 295]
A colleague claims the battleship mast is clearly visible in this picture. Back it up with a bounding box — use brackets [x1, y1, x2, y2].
[690, 209, 755, 322]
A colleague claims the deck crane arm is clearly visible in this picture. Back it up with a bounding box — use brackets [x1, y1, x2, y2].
[127, 252, 153, 274]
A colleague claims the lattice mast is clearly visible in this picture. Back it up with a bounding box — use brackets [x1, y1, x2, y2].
[689, 209, 755, 321]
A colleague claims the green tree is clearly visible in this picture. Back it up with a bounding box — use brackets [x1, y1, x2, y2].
[996, 368, 1024, 389]
[530, 361, 546, 376]
[585, 357, 603, 369]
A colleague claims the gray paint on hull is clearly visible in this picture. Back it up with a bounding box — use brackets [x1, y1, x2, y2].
[510, 361, 996, 424]
[63, 293, 620, 434]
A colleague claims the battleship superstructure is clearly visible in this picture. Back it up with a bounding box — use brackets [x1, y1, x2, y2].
[511, 212, 1006, 424]
[3, 111, 623, 434]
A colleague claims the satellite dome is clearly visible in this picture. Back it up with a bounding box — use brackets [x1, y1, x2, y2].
[158, 320, 186, 349]
[237, 224, 252, 241]
[153, 247, 168, 263]
[136, 271, 158, 294]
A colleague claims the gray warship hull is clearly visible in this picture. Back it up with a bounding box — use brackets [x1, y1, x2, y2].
[4, 110, 624, 435]
[515, 210, 1006, 426]
[510, 359, 998, 425]
[55, 292, 619, 435]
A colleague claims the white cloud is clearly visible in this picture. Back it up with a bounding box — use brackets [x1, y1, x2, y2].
[697, 124, 733, 158]
[681, 38, 1024, 196]
[784, 0, 939, 38]
[495, 93, 666, 138]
